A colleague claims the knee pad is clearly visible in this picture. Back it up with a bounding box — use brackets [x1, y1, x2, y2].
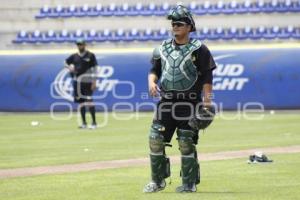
[149, 123, 165, 154]
[177, 129, 196, 155]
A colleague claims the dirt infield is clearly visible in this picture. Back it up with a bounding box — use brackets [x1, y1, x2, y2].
[1, 145, 300, 180]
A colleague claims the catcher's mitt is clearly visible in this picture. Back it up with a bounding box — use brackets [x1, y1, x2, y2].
[188, 106, 215, 130]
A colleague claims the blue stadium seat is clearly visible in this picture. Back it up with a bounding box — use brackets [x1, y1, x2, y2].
[193, 2, 206, 15]
[154, 2, 170, 16]
[240, 26, 253, 39]
[287, 26, 296, 36]
[202, 1, 212, 15]
[263, 26, 278, 39]
[137, 3, 148, 16]
[277, 26, 291, 39]
[249, 26, 265, 40]
[235, 0, 249, 13]
[36, 5, 51, 18]
[290, 0, 300, 12]
[255, 0, 266, 12]
[125, 29, 139, 41]
[206, 28, 219, 40]
[248, 1, 261, 13]
[77, 4, 91, 17]
[146, 28, 155, 40]
[200, 27, 211, 40]
[189, 31, 197, 39]
[139, 29, 154, 41]
[276, 0, 290, 12]
[127, 3, 143, 16]
[222, 27, 234, 40]
[94, 30, 106, 42]
[102, 3, 116, 16]
[71, 30, 85, 42]
[132, 3, 144, 16]
[292, 27, 300, 39]
[257, 26, 267, 37]
[13, 31, 30, 43]
[123, 5, 134, 16]
[112, 29, 126, 41]
[42, 30, 57, 43]
[139, 3, 157, 16]
[28, 30, 43, 43]
[208, 1, 225, 15]
[272, 25, 281, 36]
[114, 3, 129, 16]
[191, 30, 204, 40]
[56, 30, 71, 43]
[149, 3, 158, 16]
[102, 29, 113, 41]
[65, 5, 77, 17]
[47, 5, 64, 18]
[235, 27, 248, 40]
[86, 4, 100, 17]
[72, 4, 88, 17]
[89, 4, 102, 16]
[262, 0, 277, 13]
[191, 30, 203, 40]
[85, 30, 97, 42]
[223, 0, 239, 14]
[58, 5, 72, 18]
[188, 2, 199, 13]
[215, 27, 226, 39]
[152, 28, 169, 41]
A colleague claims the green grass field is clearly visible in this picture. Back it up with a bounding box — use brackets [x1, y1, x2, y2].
[0, 112, 299, 169]
[0, 112, 299, 199]
[0, 153, 299, 200]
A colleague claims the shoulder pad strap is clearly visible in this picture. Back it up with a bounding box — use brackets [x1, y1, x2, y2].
[152, 46, 161, 60]
[190, 39, 202, 50]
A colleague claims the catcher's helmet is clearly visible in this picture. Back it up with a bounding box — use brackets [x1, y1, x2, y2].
[167, 5, 196, 32]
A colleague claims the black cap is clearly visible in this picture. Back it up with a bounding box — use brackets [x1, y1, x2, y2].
[76, 38, 86, 45]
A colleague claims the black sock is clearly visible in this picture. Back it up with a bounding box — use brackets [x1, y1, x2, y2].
[80, 106, 87, 124]
[89, 106, 96, 124]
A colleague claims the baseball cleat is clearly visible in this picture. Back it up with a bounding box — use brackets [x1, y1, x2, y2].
[88, 123, 97, 129]
[78, 124, 87, 129]
[176, 183, 197, 193]
[143, 180, 166, 193]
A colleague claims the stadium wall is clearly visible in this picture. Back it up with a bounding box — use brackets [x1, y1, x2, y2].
[0, 46, 300, 111]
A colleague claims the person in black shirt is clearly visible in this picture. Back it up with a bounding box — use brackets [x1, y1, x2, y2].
[65, 39, 98, 129]
[143, 5, 216, 193]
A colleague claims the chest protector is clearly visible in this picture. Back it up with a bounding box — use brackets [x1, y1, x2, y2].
[157, 39, 202, 91]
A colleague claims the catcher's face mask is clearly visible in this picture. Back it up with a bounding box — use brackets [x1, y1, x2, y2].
[167, 5, 196, 32]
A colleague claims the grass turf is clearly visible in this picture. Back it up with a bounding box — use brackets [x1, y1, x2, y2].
[0, 112, 299, 168]
[0, 153, 299, 200]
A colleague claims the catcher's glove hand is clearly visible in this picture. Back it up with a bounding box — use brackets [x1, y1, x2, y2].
[188, 106, 215, 130]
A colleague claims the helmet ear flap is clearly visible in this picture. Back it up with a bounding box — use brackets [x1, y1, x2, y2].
[190, 18, 196, 32]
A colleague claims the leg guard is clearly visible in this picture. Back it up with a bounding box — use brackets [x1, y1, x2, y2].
[149, 123, 170, 184]
[177, 129, 200, 185]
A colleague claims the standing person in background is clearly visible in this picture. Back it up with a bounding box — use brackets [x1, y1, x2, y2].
[143, 5, 216, 193]
[65, 39, 98, 129]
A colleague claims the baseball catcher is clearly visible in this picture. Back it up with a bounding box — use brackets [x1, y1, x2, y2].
[143, 5, 216, 193]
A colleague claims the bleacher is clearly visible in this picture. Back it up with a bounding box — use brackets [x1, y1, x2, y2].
[13, 26, 300, 44]
[0, 0, 299, 50]
[35, 1, 300, 19]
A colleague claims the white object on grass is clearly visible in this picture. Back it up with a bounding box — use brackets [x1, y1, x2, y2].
[31, 121, 40, 126]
